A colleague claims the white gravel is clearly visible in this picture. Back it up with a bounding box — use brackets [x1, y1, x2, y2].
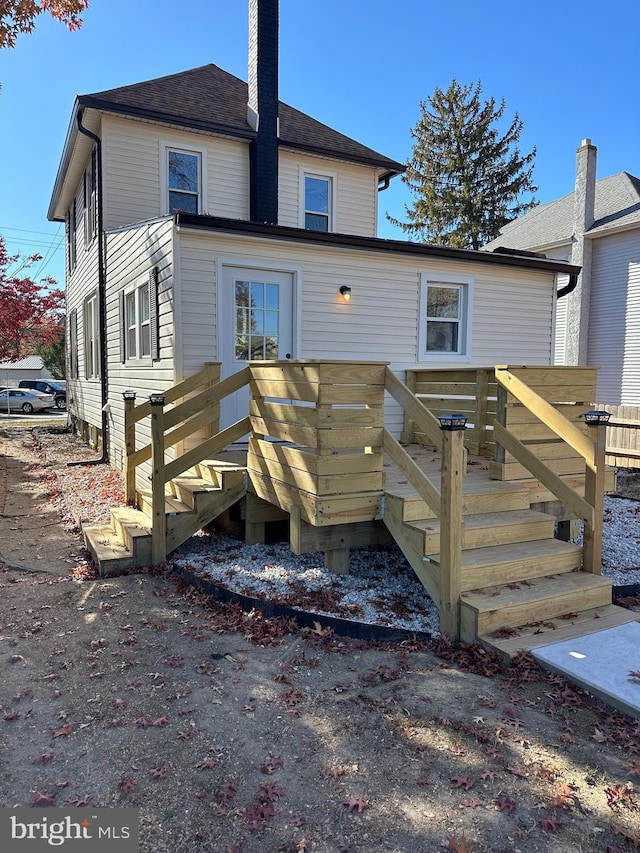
[172, 496, 640, 636]
[35, 430, 640, 636]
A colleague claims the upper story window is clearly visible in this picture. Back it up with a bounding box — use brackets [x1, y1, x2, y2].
[303, 173, 334, 231]
[418, 273, 473, 360]
[84, 147, 97, 246]
[167, 148, 201, 214]
[67, 199, 77, 273]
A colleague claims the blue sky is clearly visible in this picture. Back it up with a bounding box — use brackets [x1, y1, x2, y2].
[0, 0, 638, 290]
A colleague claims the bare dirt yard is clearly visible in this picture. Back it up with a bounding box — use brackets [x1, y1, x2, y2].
[2, 424, 640, 852]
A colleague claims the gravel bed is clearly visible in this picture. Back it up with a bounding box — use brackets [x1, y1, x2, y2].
[34, 428, 640, 635]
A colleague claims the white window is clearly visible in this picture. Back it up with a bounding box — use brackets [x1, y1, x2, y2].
[124, 280, 151, 361]
[418, 273, 472, 359]
[302, 172, 335, 231]
[67, 199, 77, 272]
[164, 147, 202, 214]
[84, 147, 97, 246]
[84, 292, 100, 379]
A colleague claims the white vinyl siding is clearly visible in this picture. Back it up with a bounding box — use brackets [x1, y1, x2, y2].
[101, 116, 249, 229]
[279, 150, 378, 237]
[103, 218, 175, 473]
[588, 231, 640, 405]
[553, 277, 569, 365]
[177, 229, 557, 435]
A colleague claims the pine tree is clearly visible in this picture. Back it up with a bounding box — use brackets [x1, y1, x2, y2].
[389, 80, 538, 250]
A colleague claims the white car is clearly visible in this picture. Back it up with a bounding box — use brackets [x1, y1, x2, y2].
[0, 388, 56, 413]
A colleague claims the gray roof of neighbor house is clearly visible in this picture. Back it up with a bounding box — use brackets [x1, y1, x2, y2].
[483, 172, 640, 252]
[81, 63, 404, 173]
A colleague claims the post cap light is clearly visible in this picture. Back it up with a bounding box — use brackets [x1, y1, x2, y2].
[339, 285, 352, 302]
[149, 393, 166, 407]
[583, 410, 611, 426]
[438, 413, 468, 431]
[122, 389, 137, 401]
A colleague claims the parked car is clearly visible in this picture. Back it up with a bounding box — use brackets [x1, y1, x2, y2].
[0, 388, 56, 413]
[18, 379, 66, 410]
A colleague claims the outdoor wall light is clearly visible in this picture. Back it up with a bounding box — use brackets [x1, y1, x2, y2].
[438, 413, 468, 431]
[149, 393, 166, 407]
[339, 285, 352, 302]
[583, 410, 611, 426]
[122, 390, 137, 401]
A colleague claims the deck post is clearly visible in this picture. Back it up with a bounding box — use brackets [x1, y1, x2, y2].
[150, 394, 167, 566]
[439, 425, 465, 639]
[123, 391, 137, 503]
[583, 420, 607, 575]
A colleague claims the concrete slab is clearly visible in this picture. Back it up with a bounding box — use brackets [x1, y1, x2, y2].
[532, 621, 640, 719]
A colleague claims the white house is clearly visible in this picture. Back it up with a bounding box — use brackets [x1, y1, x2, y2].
[48, 0, 578, 468]
[484, 139, 640, 407]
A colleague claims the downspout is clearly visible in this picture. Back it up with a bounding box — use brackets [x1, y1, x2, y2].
[557, 274, 578, 299]
[377, 172, 394, 192]
[74, 109, 109, 465]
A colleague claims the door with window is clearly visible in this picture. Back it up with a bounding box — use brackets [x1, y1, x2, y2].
[220, 266, 295, 428]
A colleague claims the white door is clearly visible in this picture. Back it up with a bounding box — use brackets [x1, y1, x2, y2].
[220, 266, 295, 428]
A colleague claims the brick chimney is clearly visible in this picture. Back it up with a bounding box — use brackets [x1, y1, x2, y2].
[566, 139, 597, 365]
[247, 0, 279, 225]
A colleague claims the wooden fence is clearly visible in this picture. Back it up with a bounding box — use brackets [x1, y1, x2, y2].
[596, 404, 640, 467]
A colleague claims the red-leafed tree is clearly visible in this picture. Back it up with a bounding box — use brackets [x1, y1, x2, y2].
[0, 236, 65, 362]
[1, 1, 88, 49]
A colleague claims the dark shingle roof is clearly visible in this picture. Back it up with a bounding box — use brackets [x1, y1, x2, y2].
[79, 63, 404, 174]
[484, 172, 640, 252]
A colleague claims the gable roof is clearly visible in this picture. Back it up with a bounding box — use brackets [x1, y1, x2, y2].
[484, 172, 640, 252]
[79, 63, 404, 174]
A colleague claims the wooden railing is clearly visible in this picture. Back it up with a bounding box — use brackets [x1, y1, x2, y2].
[123, 363, 251, 564]
[402, 367, 497, 456]
[494, 366, 605, 574]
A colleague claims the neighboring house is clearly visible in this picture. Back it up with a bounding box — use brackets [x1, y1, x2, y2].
[0, 356, 52, 386]
[47, 0, 577, 468]
[484, 139, 640, 406]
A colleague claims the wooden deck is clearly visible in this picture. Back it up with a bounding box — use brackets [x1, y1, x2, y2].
[81, 360, 636, 658]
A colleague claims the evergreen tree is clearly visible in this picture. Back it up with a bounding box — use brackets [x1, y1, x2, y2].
[389, 80, 538, 250]
[39, 330, 66, 379]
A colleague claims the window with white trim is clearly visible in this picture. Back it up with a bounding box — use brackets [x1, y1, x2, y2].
[303, 173, 333, 231]
[418, 274, 472, 359]
[67, 199, 77, 272]
[84, 147, 97, 246]
[166, 148, 201, 214]
[84, 292, 100, 379]
[124, 279, 151, 361]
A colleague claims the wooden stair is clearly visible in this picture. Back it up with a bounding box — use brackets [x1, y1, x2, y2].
[383, 476, 639, 659]
[83, 460, 246, 575]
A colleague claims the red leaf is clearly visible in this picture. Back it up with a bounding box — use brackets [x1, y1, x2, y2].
[31, 791, 56, 807]
[343, 796, 368, 813]
[446, 833, 476, 852]
[53, 724, 74, 737]
[495, 796, 517, 815]
[541, 814, 563, 833]
[450, 774, 476, 790]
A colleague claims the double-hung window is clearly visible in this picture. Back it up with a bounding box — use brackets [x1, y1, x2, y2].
[303, 173, 333, 231]
[124, 280, 151, 361]
[167, 148, 201, 214]
[67, 199, 77, 272]
[84, 148, 97, 246]
[419, 273, 472, 359]
[84, 292, 100, 379]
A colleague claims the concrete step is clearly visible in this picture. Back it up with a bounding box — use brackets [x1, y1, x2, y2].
[460, 571, 613, 641]
[479, 604, 639, 661]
